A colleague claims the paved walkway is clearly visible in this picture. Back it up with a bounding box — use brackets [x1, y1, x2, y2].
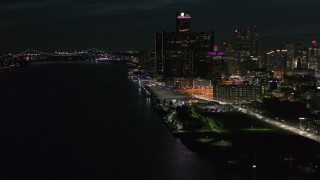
[147, 84, 189, 100]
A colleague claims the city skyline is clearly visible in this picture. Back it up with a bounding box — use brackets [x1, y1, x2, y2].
[1, 0, 320, 51]
[2, 2, 320, 178]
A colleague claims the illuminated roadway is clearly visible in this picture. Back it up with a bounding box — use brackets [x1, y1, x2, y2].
[237, 108, 320, 143]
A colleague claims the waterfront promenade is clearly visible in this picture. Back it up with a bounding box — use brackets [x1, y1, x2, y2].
[143, 84, 189, 101]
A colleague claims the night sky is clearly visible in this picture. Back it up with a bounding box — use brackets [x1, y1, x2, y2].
[1, 0, 320, 52]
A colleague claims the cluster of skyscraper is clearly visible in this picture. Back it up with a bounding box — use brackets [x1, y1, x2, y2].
[155, 11, 320, 106]
[155, 12, 214, 79]
[155, 12, 262, 83]
[220, 26, 259, 76]
[263, 40, 320, 78]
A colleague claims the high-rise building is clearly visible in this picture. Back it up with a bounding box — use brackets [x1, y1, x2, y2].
[308, 40, 320, 70]
[284, 43, 294, 70]
[164, 32, 186, 77]
[292, 40, 307, 68]
[155, 12, 214, 79]
[284, 41, 307, 70]
[155, 31, 166, 76]
[234, 26, 251, 64]
[190, 32, 215, 78]
[222, 42, 238, 75]
[294, 40, 304, 68]
[209, 48, 225, 87]
[233, 26, 260, 75]
[262, 49, 288, 78]
[250, 27, 260, 57]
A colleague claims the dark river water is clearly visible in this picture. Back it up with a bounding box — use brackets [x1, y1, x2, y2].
[0, 62, 216, 179]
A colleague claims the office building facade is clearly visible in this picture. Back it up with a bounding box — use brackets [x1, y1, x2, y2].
[231, 26, 260, 75]
[308, 40, 320, 71]
[262, 49, 288, 78]
[214, 85, 262, 103]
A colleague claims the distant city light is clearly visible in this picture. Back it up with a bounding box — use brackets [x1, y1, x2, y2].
[177, 12, 191, 19]
[177, 16, 191, 19]
[209, 51, 224, 56]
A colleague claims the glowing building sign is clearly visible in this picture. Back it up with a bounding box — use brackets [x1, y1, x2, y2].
[177, 12, 191, 19]
[312, 40, 317, 45]
[209, 51, 224, 56]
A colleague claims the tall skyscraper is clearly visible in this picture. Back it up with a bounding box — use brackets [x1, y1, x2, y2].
[155, 32, 165, 76]
[284, 41, 307, 69]
[308, 40, 320, 70]
[294, 40, 307, 68]
[284, 43, 294, 70]
[222, 42, 238, 75]
[164, 32, 186, 77]
[234, 26, 251, 59]
[155, 12, 214, 80]
[190, 32, 215, 78]
[233, 26, 260, 75]
[262, 49, 288, 78]
[210, 49, 225, 87]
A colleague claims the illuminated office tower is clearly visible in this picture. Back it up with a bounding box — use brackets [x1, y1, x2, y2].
[283, 41, 307, 70]
[155, 32, 165, 76]
[209, 48, 225, 87]
[155, 12, 214, 79]
[263, 49, 288, 78]
[233, 26, 260, 75]
[308, 40, 320, 70]
[190, 32, 215, 78]
[284, 43, 294, 70]
[222, 42, 238, 75]
[234, 26, 251, 61]
[293, 40, 307, 68]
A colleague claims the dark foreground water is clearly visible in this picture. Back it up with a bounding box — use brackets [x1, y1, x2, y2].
[0, 62, 216, 179]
